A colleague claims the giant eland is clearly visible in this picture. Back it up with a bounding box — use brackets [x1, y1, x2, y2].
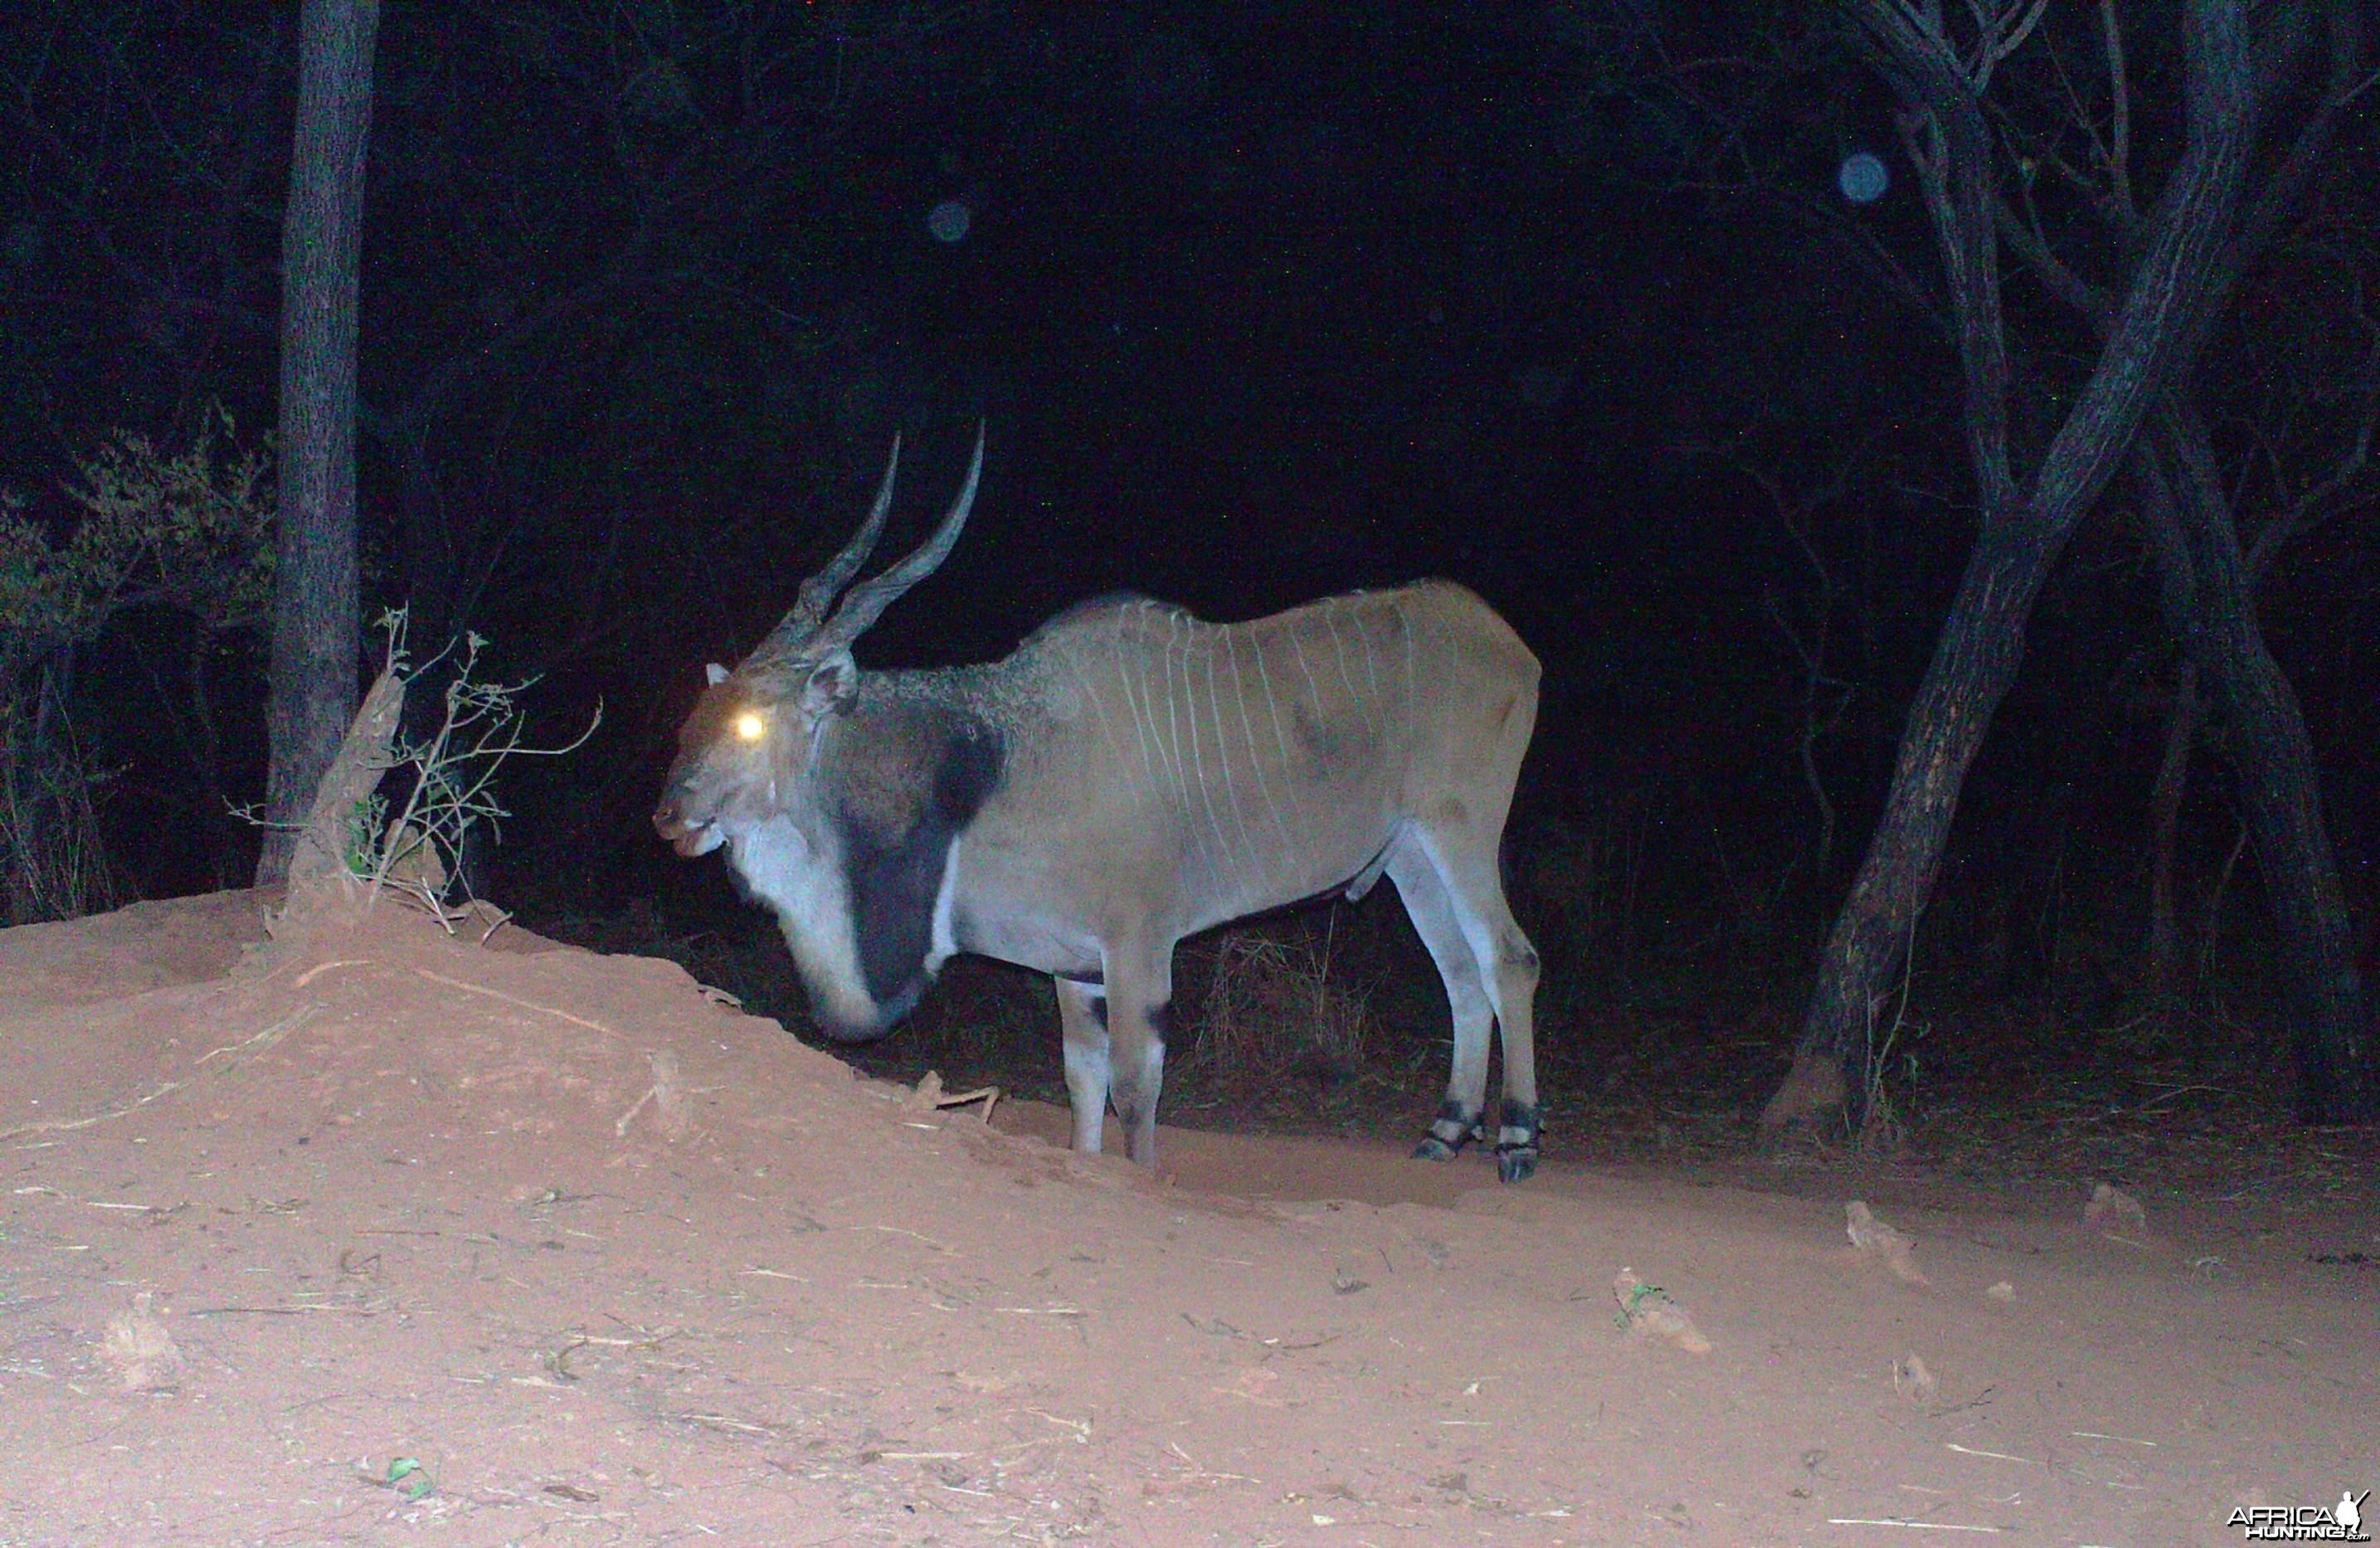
[653, 430, 1545, 1180]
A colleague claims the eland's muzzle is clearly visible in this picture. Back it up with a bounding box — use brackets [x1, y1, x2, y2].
[650, 799, 719, 857]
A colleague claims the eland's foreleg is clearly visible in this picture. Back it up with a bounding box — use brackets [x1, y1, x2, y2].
[1054, 976, 1111, 1155]
[1100, 940, 1173, 1170]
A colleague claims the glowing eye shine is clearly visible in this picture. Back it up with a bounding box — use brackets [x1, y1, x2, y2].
[732, 712, 767, 742]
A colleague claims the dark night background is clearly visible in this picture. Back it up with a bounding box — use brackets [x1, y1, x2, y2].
[3, 2, 2374, 1145]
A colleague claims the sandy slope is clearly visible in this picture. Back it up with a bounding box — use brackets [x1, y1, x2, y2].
[0, 893, 2370, 1546]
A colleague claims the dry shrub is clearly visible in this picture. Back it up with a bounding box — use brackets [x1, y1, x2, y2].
[0, 695, 116, 926]
[1181, 929, 1376, 1098]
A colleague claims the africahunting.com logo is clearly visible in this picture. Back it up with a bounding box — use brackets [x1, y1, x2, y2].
[2231, 1492, 2371, 1542]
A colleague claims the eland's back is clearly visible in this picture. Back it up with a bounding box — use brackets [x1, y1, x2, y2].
[971, 582, 1537, 938]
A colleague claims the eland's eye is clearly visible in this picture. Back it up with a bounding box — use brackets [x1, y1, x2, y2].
[732, 711, 767, 742]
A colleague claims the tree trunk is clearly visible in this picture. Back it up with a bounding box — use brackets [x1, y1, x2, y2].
[1770, 529, 2043, 1120]
[2140, 411, 2373, 1121]
[256, 0, 380, 886]
[1764, 0, 2256, 1129]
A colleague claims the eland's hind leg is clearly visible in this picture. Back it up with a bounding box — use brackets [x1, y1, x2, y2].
[1388, 846, 1497, 1163]
[1413, 827, 1542, 1182]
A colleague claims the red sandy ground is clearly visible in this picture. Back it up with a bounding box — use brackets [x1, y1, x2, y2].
[0, 891, 2371, 1546]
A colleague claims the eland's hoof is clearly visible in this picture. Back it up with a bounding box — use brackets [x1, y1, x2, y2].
[1412, 1135, 1462, 1163]
[1495, 1143, 1539, 1184]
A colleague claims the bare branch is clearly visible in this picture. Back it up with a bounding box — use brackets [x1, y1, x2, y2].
[1854, 0, 2018, 509]
[1968, 0, 2051, 92]
[2244, 327, 2380, 581]
[1993, 196, 2105, 318]
[2037, 25, 2114, 203]
[2100, 0, 2138, 223]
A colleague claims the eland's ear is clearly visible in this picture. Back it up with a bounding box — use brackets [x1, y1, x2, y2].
[704, 662, 730, 687]
[801, 650, 859, 720]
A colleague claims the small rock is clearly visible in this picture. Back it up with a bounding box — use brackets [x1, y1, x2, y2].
[2083, 1181, 2150, 1239]
[1612, 1267, 1712, 1355]
[1846, 1200, 1930, 1287]
[101, 1292, 182, 1393]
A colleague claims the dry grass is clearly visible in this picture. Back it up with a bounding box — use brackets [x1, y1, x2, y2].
[1179, 928, 1378, 1098]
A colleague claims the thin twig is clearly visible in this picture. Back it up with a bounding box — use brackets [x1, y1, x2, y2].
[0, 1005, 319, 1143]
[410, 967, 620, 1037]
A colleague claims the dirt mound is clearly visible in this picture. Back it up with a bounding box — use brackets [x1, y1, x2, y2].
[0, 893, 2370, 1544]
